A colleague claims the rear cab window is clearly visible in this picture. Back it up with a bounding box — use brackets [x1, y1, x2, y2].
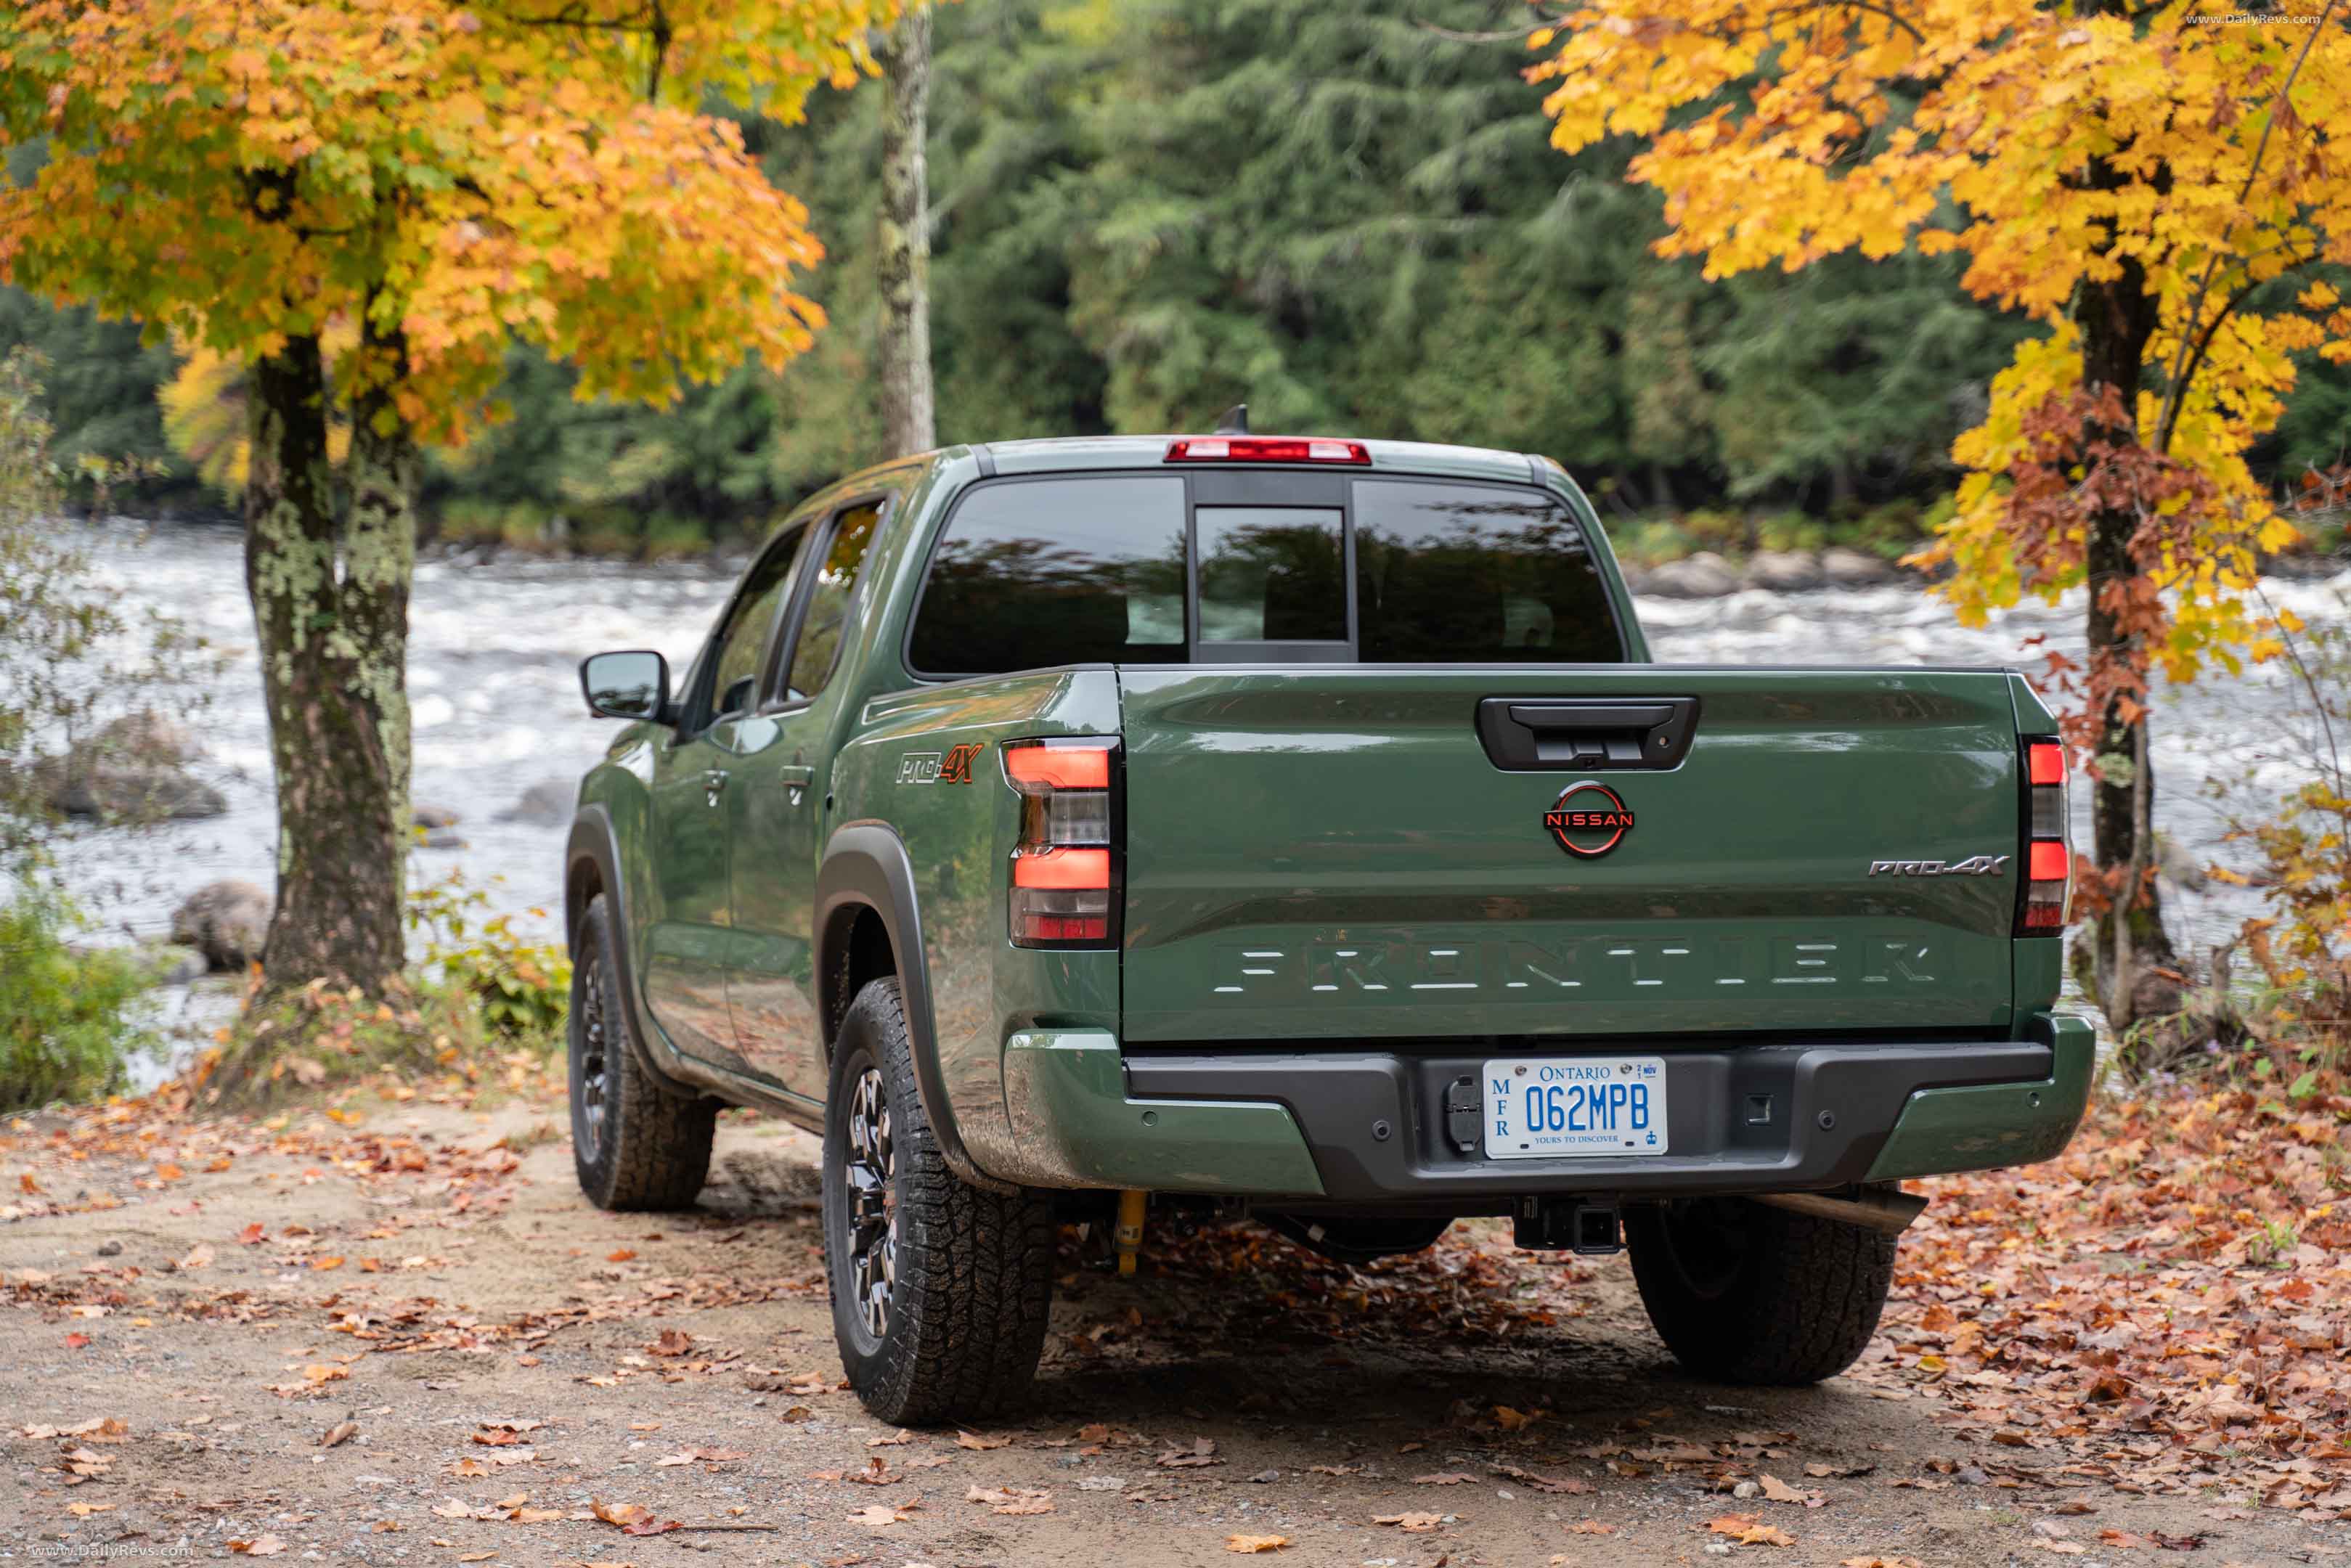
[905, 471, 1623, 678]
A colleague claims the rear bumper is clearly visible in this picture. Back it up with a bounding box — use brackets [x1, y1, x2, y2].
[993, 1012, 2093, 1206]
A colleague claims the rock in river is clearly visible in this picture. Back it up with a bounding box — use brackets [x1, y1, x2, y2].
[38, 710, 225, 822]
[1820, 545, 1900, 587]
[1744, 549, 1825, 592]
[497, 778, 575, 826]
[1641, 551, 1741, 599]
[171, 880, 271, 971]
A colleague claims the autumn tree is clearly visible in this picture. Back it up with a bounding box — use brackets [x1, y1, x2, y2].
[1536, 4, 2351, 1031]
[0, 0, 895, 999]
[878, 3, 939, 457]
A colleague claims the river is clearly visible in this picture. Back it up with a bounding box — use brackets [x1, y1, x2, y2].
[46, 518, 2347, 1053]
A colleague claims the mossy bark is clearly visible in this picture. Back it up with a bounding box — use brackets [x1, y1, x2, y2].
[878, 2, 936, 460]
[242, 324, 415, 997]
[2072, 225, 2180, 1039]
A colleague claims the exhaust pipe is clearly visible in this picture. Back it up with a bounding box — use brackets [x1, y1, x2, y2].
[1753, 1187, 1928, 1236]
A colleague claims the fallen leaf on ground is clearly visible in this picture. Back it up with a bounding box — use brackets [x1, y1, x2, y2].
[591, 1499, 683, 1536]
[178, 1243, 214, 1270]
[853, 1504, 911, 1529]
[1841, 1559, 1925, 1568]
[1157, 1437, 1220, 1467]
[1413, 1471, 1478, 1486]
[320, 1421, 358, 1448]
[1757, 1474, 1809, 1504]
[1374, 1513, 1442, 1532]
[1226, 1535, 1289, 1553]
[1710, 1514, 1797, 1546]
[66, 1503, 114, 1517]
[645, 1329, 693, 1356]
[237, 1222, 265, 1244]
[1572, 1519, 1616, 1535]
[228, 1537, 285, 1556]
[955, 1429, 1010, 1450]
[966, 1485, 1054, 1515]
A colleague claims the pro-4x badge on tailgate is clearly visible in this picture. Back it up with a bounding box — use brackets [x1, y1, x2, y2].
[1544, 780, 1633, 858]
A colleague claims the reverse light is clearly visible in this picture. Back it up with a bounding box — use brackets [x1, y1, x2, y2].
[1164, 436, 1372, 465]
[1006, 738, 1118, 947]
[2019, 738, 2072, 933]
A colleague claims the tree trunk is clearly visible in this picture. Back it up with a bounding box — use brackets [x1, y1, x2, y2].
[877, 2, 936, 459]
[2072, 263, 2180, 1035]
[243, 324, 414, 997]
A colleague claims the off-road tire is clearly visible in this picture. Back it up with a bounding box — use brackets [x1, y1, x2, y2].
[823, 977, 1055, 1426]
[568, 894, 716, 1212]
[1624, 1197, 1896, 1384]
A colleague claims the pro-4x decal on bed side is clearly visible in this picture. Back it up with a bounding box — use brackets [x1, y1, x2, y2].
[897, 741, 984, 786]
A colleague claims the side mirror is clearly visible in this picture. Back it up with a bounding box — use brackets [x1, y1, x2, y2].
[579, 650, 673, 723]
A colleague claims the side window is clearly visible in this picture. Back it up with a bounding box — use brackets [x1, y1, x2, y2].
[906, 478, 1188, 676]
[1353, 481, 1623, 663]
[783, 500, 886, 701]
[703, 525, 808, 724]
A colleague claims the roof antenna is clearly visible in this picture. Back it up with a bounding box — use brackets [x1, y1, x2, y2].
[1212, 403, 1249, 436]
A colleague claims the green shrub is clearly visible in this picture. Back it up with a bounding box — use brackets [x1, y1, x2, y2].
[1608, 514, 1694, 569]
[0, 881, 158, 1109]
[406, 872, 571, 1044]
[1757, 510, 1827, 554]
[642, 513, 714, 561]
[1679, 508, 1748, 554]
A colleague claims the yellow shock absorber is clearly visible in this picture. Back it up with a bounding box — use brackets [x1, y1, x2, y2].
[1114, 1189, 1146, 1277]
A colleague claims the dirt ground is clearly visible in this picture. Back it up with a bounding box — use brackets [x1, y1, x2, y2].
[4, 1093, 2347, 1568]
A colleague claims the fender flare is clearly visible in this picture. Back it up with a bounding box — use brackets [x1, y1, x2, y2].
[815, 820, 1006, 1192]
[563, 807, 712, 1101]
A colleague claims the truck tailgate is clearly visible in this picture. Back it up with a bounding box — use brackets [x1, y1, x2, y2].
[1117, 667, 2024, 1042]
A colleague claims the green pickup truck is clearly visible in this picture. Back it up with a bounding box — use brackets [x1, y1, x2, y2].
[563, 430, 2092, 1424]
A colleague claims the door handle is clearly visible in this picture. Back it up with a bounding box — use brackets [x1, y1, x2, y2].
[1475, 695, 1701, 771]
[703, 768, 730, 808]
[775, 764, 815, 807]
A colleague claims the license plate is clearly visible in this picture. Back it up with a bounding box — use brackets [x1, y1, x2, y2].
[1480, 1056, 1669, 1159]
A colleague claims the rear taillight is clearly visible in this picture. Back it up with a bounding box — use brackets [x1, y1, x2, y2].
[2019, 738, 2071, 933]
[1006, 738, 1119, 948]
[1164, 436, 1370, 465]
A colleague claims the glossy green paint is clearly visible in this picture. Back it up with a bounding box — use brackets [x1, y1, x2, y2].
[640, 726, 743, 1070]
[1119, 666, 2028, 1042]
[2013, 938, 2064, 1017]
[1867, 1011, 2094, 1180]
[831, 670, 1124, 1176]
[998, 1030, 1324, 1195]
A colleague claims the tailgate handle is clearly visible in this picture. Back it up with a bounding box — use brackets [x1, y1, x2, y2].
[1476, 695, 1700, 771]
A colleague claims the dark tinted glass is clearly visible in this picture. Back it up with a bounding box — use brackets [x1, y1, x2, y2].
[1353, 481, 1623, 663]
[1197, 507, 1346, 643]
[908, 478, 1188, 675]
[785, 502, 884, 701]
[706, 527, 806, 718]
